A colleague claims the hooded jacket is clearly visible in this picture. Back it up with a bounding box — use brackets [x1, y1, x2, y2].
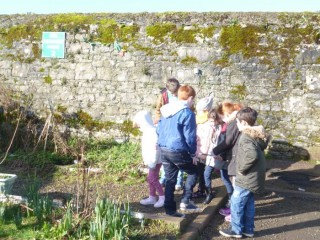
[133, 110, 161, 169]
[235, 125, 268, 193]
[212, 111, 240, 175]
[156, 100, 197, 155]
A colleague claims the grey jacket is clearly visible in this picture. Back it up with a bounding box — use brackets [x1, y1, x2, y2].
[235, 125, 268, 193]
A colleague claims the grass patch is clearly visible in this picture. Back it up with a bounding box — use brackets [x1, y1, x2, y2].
[0, 216, 38, 239]
[130, 219, 180, 239]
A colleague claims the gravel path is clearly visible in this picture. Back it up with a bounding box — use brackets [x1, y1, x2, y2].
[200, 192, 320, 239]
[200, 159, 320, 240]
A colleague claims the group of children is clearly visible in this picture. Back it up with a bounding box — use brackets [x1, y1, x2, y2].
[132, 78, 269, 238]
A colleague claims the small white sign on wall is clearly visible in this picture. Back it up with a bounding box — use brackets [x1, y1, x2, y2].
[42, 32, 65, 58]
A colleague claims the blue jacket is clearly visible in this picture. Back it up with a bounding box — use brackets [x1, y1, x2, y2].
[156, 101, 197, 155]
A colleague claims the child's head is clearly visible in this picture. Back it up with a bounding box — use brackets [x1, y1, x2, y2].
[233, 103, 244, 111]
[178, 85, 196, 109]
[208, 108, 224, 125]
[132, 110, 154, 131]
[236, 107, 258, 127]
[218, 101, 243, 118]
[166, 78, 180, 95]
[196, 96, 213, 113]
[178, 85, 196, 100]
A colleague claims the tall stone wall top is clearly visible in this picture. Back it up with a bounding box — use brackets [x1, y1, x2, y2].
[0, 12, 320, 160]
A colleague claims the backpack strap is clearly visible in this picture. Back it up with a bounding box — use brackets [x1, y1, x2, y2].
[161, 89, 169, 104]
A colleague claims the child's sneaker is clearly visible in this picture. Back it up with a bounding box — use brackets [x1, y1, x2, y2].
[166, 212, 186, 218]
[140, 196, 157, 205]
[243, 232, 254, 238]
[154, 196, 165, 208]
[219, 207, 230, 216]
[180, 201, 200, 212]
[192, 189, 206, 198]
[219, 228, 242, 238]
[225, 214, 231, 222]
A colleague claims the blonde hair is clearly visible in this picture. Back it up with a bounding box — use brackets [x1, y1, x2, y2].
[178, 85, 196, 100]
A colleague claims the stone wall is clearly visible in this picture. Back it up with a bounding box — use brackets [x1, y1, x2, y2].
[0, 12, 320, 160]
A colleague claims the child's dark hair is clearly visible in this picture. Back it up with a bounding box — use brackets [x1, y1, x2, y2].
[166, 78, 180, 94]
[208, 108, 224, 125]
[236, 107, 258, 126]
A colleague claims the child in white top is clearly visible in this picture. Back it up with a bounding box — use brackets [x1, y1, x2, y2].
[133, 110, 164, 208]
[193, 96, 214, 199]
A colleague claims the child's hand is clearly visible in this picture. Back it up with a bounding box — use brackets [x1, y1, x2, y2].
[192, 157, 198, 165]
[198, 153, 207, 160]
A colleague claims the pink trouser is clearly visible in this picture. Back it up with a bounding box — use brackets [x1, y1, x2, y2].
[148, 163, 164, 197]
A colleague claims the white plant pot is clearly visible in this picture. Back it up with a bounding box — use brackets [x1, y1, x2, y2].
[0, 173, 17, 195]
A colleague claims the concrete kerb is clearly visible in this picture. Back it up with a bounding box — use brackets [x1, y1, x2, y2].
[134, 185, 228, 239]
[179, 185, 228, 240]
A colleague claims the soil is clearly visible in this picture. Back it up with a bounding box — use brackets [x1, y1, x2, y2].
[1, 158, 320, 239]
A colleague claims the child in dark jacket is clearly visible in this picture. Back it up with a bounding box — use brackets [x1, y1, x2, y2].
[219, 107, 269, 239]
[213, 102, 243, 220]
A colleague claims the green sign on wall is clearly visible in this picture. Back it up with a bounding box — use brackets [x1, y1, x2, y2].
[42, 32, 66, 58]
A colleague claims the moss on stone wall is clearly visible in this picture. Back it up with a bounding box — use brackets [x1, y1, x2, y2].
[181, 56, 199, 65]
[146, 22, 216, 44]
[1, 13, 317, 69]
[133, 43, 162, 56]
[219, 24, 266, 58]
[170, 27, 197, 43]
[97, 19, 140, 44]
[230, 83, 247, 100]
[0, 14, 139, 57]
[146, 23, 176, 42]
[218, 22, 319, 76]
[201, 26, 216, 38]
[43, 75, 52, 84]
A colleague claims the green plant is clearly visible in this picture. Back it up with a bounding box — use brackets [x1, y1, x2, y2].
[181, 56, 199, 65]
[142, 66, 151, 76]
[36, 201, 74, 239]
[0, 203, 6, 223]
[219, 24, 265, 58]
[14, 150, 73, 168]
[133, 43, 162, 56]
[230, 83, 247, 100]
[60, 202, 73, 235]
[25, 177, 53, 224]
[43, 75, 53, 84]
[89, 198, 131, 240]
[201, 26, 216, 38]
[84, 140, 142, 184]
[146, 23, 176, 42]
[214, 53, 230, 67]
[13, 207, 23, 230]
[0, 202, 22, 226]
[170, 27, 197, 43]
[118, 119, 140, 142]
